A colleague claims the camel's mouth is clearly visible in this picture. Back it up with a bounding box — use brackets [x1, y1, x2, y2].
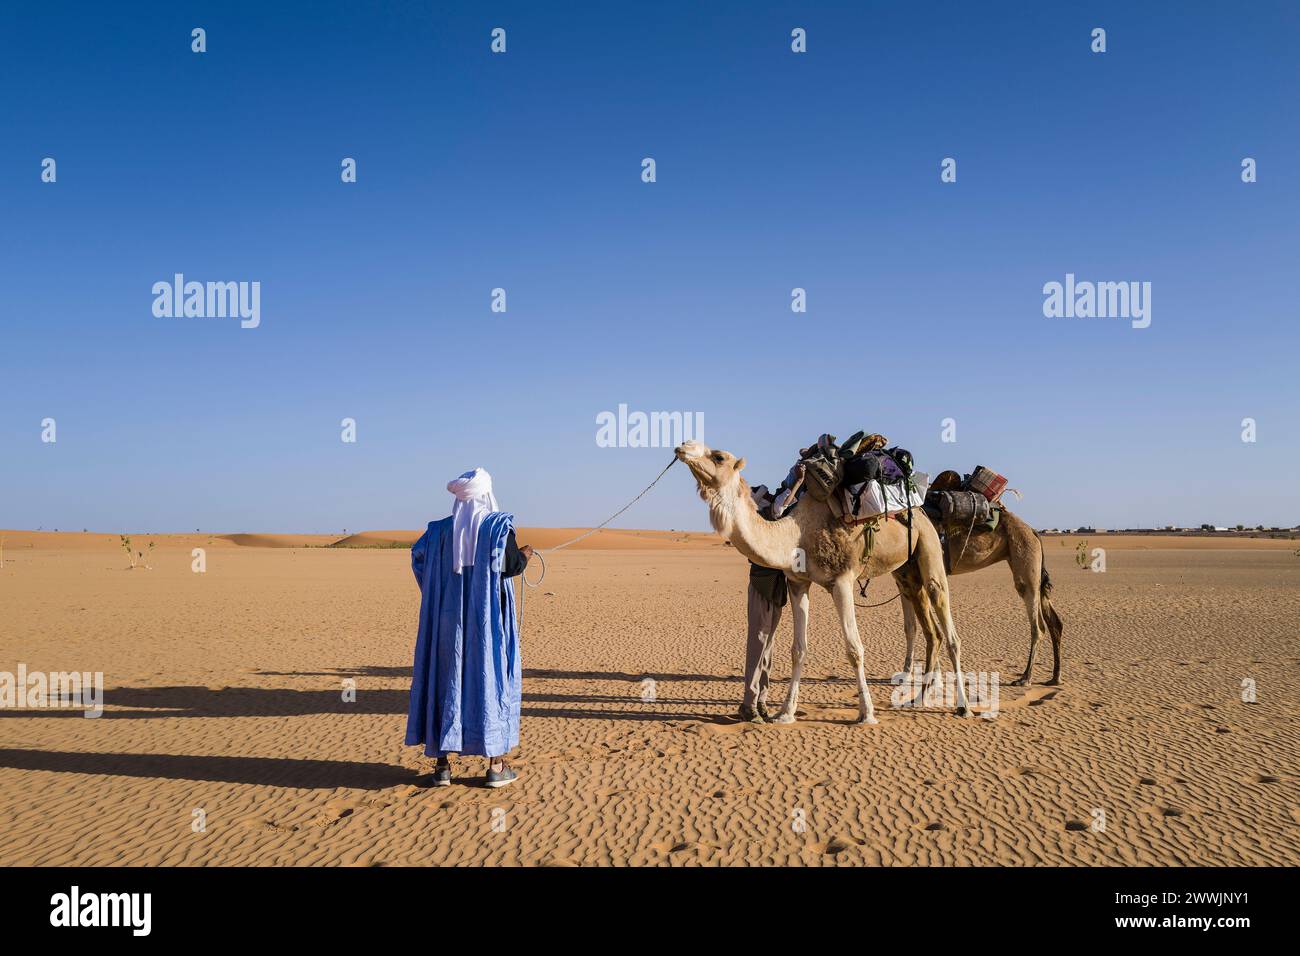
[675, 442, 709, 480]
[675, 442, 719, 497]
[674, 441, 706, 462]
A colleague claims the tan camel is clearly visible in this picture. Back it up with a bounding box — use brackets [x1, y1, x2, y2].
[675, 440, 972, 723]
[900, 508, 1064, 685]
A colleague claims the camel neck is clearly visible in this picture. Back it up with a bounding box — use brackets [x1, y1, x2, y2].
[716, 481, 802, 570]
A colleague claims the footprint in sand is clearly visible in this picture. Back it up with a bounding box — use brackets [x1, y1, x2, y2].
[1065, 820, 1090, 832]
[241, 815, 298, 833]
[310, 797, 366, 827]
[658, 840, 716, 860]
[810, 835, 861, 854]
[647, 839, 702, 857]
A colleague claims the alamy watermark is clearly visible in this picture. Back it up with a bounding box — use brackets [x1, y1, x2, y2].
[152, 274, 261, 329]
[1043, 273, 1150, 329]
[890, 667, 999, 718]
[49, 886, 150, 936]
[1, 663, 103, 717]
[596, 404, 703, 448]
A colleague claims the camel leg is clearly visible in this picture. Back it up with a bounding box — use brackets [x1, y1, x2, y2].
[1041, 575, 1064, 686]
[1046, 607, 1063, 685]
[892, 566, 926, 672]
[891, 587, 929, 708]
[928, 575, 971, 716]
[900, 588, 918, 674]
[896, 564, 942, 705]
[832, 577, 877, 724]
[1012, 573, 1043, 687]
[909, 525, 971, 716]
[922, 618, 941, 680]
[774, 582, 810, 724]
[910, 586, 945, 707]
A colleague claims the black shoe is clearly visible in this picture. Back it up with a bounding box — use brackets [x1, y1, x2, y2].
[431, 760, 452, 787]
[739, 704, 765, 724]
[485, 762, 518, 788]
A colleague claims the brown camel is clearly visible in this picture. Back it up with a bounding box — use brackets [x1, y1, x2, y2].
[900, 507, 1064, 685]
[675, 440, 972, 723]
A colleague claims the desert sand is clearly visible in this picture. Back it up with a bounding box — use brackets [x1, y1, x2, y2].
[1, 529, 1297, 866]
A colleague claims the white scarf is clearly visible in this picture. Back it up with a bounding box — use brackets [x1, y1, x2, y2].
[446, 468, 499, 574]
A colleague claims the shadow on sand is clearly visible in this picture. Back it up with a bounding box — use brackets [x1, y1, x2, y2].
[0, 668, 879, 725]
[0, 747, 414, 790]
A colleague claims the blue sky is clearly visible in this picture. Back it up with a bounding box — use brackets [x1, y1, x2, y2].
[3, 0, 1297, 533]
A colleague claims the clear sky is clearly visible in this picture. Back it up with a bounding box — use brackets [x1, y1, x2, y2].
[3, 1, 1298, 534]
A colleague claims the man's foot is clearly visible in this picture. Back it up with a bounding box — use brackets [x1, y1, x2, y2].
[738, 704, 765, 724]
[756, 702, 773, 723]
[431, 759, 452, 787]
[485, 760, 518, 789]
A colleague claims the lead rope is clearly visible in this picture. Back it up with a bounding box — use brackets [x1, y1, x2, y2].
[516, 456, 678, 633]
[855, 581, 902, 609]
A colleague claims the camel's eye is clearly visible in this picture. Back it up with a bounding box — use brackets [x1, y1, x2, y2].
[712, 453, 724, 463]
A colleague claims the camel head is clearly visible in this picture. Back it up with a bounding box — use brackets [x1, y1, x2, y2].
[675, 440, 747, 498]
[675, 440, 750, 535]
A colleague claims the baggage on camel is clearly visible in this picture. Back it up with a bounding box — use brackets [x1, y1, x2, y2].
[794, 432, 928, 522]
[923, 464, 1011, 530]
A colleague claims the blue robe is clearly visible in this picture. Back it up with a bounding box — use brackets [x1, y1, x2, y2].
[405, 512, 521, 758]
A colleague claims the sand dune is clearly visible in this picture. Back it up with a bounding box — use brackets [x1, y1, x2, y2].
[222, 533, 341, 549]
[1, 527, 724, 553]
[0, 531, 336, 551]
[1, 532, 1297, 866]
[328, 531, 422, 548]
[247, 527, 723, 551]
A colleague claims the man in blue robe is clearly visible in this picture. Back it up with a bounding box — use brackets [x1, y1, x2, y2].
[406, 468, 532, 788]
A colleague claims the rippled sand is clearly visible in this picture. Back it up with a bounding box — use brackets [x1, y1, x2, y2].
[1, 532, 1296, 865]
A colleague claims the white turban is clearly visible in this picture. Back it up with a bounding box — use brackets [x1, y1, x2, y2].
[446, 468, 499, 574]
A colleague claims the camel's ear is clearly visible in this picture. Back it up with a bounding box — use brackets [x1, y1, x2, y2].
[735, 457, 746, 471]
